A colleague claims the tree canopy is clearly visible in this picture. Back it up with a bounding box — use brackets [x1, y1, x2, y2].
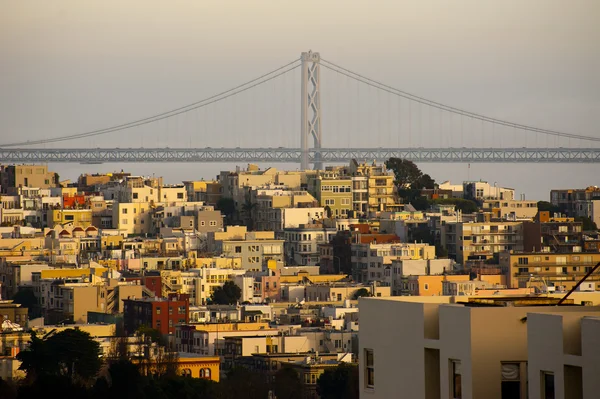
[575, 216, 598, 231]
[216, 197, 236, 224]
[353, 288, 371, 299]
[537, 201, 560, 214]
[210, 281, 242, 305]
[317, 363, 359, 399]
[17, 329, 102, 383]
[11, 288, 38, 318]
[432, 198, 479, 214]
[273, 367, 303, 399]
[384, 158, 435, 190]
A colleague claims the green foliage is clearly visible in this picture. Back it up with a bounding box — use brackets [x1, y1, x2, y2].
[410, 195, 430, 211]
[241, 199, 257, 230]
[17, 329, 102, 383]
[273, 367, 303, 399]
[432, 198, 479, 214]
[575, 216, 598, 231]
[353, 288, 371, 299]
[435, 245, 448, 259]
[221, 367, 270, 399]
[216, 197, 236, 224]
[385, 158, 424, 189]
[136, 326, 164, 344]
[210, 281, 242, 305]
[316, 363, 359, 399]
[537, 201, 560, 214]
[11, 288, 38, 318]
[412, 173, 436, 190]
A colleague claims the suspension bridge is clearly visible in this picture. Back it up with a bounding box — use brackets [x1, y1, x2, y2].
[1, 51, 599, 167]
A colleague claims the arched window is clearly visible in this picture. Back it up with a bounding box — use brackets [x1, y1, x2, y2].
[182, 368, 192, 377]
[200, 368, 211, 379]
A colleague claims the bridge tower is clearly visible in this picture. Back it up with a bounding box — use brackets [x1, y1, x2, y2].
[300, 51, 323, 170]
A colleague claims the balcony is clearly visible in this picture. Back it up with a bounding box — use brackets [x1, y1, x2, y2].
[513, 262, 595, 268]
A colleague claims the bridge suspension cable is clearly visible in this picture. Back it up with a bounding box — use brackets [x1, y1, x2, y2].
[1, 58, 301, 147]
[320, 58, 600, 143]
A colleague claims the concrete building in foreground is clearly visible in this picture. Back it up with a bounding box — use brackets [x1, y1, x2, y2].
[359, 296, 600, 399]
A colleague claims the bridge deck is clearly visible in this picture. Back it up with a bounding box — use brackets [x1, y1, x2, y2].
[1, 147, 599, 163]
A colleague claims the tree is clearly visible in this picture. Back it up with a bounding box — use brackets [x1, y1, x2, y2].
[385, 158, 434, 190]
[273, 367, 303, 399]
[210, 281, 242, 305]
[17, 329, 102, 383]
[12, 288, 39, 318]
[353, 288, 371, 299]
[221, 367, 270, 399]
[410, 196, 430, 211]
[575, 216, 598, 231]
[537, 201, 560, 214]
[432, 198, 479, 214]
[412, 173, 436, 190]
[241, 198, 258, 231]
[317, 363, 359, 399]
[216, 197, 236, 225]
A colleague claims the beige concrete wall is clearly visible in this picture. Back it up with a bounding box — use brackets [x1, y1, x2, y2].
[359, 297, 449, 399]
[581, 317, 600, 396]
[73, 286, 100, 323]
[359, 296, 600, 399]
[528, 312, 600, 399]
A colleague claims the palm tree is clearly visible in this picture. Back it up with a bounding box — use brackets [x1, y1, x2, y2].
[242, 199, 257, 231]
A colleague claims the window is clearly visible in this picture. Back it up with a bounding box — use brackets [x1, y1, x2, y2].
[451, 360, 462, 399]
[235, 246, 242, 253]
[209, 220, 217, 227]
[133, 193, 138, 199]
[156, 307, 161, 315]
[177, 193, 184, 199]
[122, 208, 128, 214]
[424, 283, 429, 290]
[364, 349, 374, 388]
[518, 257, 529, 265]
[501, 363, 522, 399]
[556, 257, 567, 265]
[541, 371, 555, 399]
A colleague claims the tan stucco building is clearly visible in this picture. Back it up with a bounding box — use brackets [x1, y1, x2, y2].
[359, 296, 600, 399]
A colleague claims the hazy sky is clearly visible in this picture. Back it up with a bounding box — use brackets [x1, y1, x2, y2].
[1, 0, 599, 200]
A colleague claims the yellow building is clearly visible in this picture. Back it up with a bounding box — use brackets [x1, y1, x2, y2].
[403, 274, 505, 296]
[309, 173, 353, 218]
[279, 270, 347, 284]
[194, 257, 242, 269]
[500, 251, 600, 290]
[49, 209, 93, 228]
[183, 180, 222, 205]
[177, 354, 220, 381]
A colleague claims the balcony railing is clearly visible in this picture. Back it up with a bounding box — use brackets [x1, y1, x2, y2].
[513, 262, 596, 268]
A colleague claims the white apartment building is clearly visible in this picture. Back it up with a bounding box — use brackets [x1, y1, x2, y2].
[161, 268, 247, 306]
[210, 227, 284, 272]
[481, 199, 539, 220]
[351, 242, 436, 284]
[359, 296, 600, 399]
[283, 224, 337, 266]
[441, 221, 524, 264]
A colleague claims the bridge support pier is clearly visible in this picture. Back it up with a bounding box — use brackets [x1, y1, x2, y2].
[300, 51, 323, 170]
